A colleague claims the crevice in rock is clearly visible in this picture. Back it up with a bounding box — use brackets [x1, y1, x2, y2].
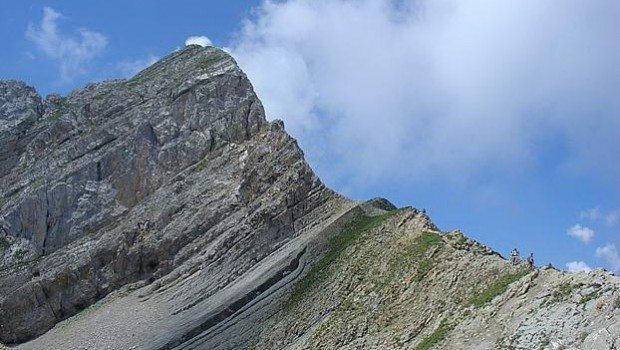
[38, 282, 60, 322]
[41, 183, 50, 256]
[96, 161, 102, 181]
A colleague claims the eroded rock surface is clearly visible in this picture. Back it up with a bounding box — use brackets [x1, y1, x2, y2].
[0, 45, 346, 346]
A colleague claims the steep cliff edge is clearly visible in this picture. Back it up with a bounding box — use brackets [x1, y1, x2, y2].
[0, 45, 347, 346]
[1, 46, 618, 350]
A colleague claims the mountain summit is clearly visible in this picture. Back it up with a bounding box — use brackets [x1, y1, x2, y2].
[1, 46, 618, 350]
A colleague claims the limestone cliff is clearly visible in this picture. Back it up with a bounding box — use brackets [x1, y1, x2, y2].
[0, 46, 618, 350]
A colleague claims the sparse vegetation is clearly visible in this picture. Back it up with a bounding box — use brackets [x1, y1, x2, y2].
[286, 210, 400, 308]
[579, 289, 601, 305]
[92, 92, 108, 101]
[552, 282, 576, 302]
[468, 269, 529, 307]
[408, 231, 443, 282]
[374, 230, 443, 290]
[415, 259, 434, 282]
[410, 232, 443, 281]
[14, 248, 26, 260]
[59, 301, 104, 328]
[542, 282, 583, 306]
[614, 296, 620, 309]
[126, 67, 160, 87]
[414, 318, 454, 350]
[410, 231, 443, 256]
[47, 110, 63, 121]
[197, 53, 226, 69]
[455, 235, 468, 246]
[195, 157, 209, 172]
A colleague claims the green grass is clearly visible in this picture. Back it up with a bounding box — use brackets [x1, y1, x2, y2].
[468, 269, 529, 307]
[410, 231, 443, 255]
[374, 230, 443, 291]
[414, 318, 454, 350]
[410, 232, 443, 281]
[614, 296, 620, 309]
[402, 232, 442, 276]
[286, 210, 399, 308]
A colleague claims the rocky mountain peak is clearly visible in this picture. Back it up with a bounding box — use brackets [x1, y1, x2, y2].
[1, 47, 618, 350]
[0, 45, 315, 344]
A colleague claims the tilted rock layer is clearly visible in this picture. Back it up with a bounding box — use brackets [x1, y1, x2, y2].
[0, 46, 618, 350]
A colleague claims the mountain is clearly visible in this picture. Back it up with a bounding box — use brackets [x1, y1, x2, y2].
[0, 46, 618, 350]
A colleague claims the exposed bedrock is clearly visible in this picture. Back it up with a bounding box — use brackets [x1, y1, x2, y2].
[0, 46, 344, 344]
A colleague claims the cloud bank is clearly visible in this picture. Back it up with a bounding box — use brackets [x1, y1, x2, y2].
[596, 244, 620, 273]
[26, 7, 107, 83]
[566, 261, 592, 273]
[580, 207, 620, 227]
[185, 36, 212, 47]
[230, 0, 620, 187]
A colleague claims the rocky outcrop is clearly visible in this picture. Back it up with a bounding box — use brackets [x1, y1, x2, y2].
[251, 210, 620, 350]
[0, 81, 43, 179]
[0, 45, 346, 345]
[1, 46, 618, 350]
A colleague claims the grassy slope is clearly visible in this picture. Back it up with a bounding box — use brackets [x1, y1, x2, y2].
[253, 207, 537, 350]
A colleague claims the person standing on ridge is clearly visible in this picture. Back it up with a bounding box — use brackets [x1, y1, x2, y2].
[510, 248, 520, 265]
[527, 253, 535, 270]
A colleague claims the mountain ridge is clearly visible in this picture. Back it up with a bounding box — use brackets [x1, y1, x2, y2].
[0, 46, 618, 350]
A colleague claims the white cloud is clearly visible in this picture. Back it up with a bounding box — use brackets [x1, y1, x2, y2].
[26, 7, 107, 83]
[567, 224, 595, 243]
[230, 0, 620, 187]
[580, 207, 619, 227]
[595, 243, 620, 273]
[117, 55, 160, 77]
[605, 210, 619, 226]
[566, 261, 592, 273]
[185, 36, 212, 47]
[580, 207, 602, 221]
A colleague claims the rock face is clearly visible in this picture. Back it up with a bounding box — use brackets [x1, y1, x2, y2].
[0, 46, 345, 345]
[1, 46, 618, 350]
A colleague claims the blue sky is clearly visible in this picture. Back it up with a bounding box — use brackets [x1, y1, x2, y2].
[1, 1, 619, 274]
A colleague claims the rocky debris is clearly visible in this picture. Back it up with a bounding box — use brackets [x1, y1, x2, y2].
[1, 45, 618, 349]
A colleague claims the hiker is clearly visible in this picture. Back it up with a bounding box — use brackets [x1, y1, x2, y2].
[527, 253, 535, 270]
[510, 248, 520, 265]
